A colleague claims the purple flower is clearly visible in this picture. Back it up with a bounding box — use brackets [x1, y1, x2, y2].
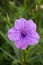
[8, 18, 40, 50]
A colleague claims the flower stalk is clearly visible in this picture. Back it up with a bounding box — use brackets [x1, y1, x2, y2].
[22, 50, 26, 65]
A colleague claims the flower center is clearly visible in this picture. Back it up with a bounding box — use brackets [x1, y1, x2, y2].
[21, 32, 26, 37]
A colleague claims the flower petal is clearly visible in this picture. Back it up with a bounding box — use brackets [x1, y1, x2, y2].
[14, 18, 27, 31]
[27, 32, 40, 45]
[14, 37, 29, 50]
[28, 20, 36, 31]
[15, 19, 36, 32]
[8, 27, 21, 41]
[20, 37, 29, 50]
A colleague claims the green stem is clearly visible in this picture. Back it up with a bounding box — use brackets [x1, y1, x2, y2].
[7, 14, 12, 27]
[22, 50, 26, 65]
[24, 0, 27, 8]
[35, 0, 41, 32]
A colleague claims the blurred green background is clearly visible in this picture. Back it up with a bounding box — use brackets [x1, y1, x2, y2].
[0, 0, 43, 65]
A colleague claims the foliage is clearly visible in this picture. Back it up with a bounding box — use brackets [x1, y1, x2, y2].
[0, 0, 43, 65]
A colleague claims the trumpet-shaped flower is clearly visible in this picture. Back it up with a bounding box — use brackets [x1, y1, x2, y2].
[8, 18, 40, 50]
